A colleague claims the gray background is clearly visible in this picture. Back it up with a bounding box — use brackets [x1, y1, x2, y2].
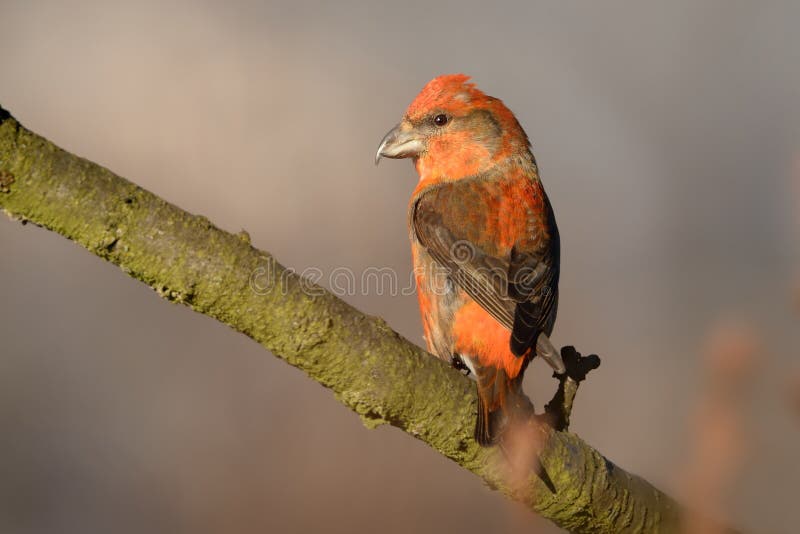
[1, 1, 798, 533]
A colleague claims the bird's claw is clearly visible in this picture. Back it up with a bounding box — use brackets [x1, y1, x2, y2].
[450, 354, 471, 376]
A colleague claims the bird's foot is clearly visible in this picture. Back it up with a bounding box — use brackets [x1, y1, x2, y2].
[450, 354, 471, 376]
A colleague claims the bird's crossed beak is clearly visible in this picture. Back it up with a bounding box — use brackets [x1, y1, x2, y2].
[375, 123, 424, 165]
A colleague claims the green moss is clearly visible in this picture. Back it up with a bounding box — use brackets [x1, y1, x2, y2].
[0, 110, 701, 534]
[0, 169, 14, 192]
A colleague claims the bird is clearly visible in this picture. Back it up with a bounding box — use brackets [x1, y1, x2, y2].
[376, 74, 565, 446]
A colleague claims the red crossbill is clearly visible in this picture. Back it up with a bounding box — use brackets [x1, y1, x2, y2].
[376, 74, 565, 446]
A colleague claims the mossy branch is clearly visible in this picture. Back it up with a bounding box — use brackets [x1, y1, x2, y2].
[0, 105, 725, 533]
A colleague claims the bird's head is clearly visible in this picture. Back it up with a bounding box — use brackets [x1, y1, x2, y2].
[375, 74, 531, 181]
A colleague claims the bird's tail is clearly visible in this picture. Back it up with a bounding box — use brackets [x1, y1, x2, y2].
[473, 365, 532, 447]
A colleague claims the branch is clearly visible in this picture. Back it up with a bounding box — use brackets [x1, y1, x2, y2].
[0, 105, 718, 533]
[545, 347, 602, 432]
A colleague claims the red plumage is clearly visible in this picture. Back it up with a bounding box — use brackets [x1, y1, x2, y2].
[377, 75, 564, 445]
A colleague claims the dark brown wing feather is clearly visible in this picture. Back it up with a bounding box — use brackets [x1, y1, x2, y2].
[412, 173, 559, 358]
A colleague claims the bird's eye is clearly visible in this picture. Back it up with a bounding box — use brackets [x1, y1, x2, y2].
[433, 114, 448, 126]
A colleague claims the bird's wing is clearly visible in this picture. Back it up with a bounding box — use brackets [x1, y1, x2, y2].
[411, 171, 560, 359]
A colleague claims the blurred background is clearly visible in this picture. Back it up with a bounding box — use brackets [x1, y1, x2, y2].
[1, 1, 798, 532]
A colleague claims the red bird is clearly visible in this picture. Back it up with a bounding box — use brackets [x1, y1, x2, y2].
[376, 74, 565, 446]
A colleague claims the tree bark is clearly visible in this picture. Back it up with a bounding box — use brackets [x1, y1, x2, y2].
[0, 105, 720, 533]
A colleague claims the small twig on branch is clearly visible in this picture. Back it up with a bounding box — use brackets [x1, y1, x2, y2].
[545, 346, 602, 431]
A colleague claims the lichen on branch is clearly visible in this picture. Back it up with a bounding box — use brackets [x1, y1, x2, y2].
[0, 104, 715, 533]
